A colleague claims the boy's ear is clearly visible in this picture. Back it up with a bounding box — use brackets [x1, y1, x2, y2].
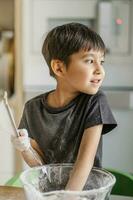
[51, 59, 66, 77]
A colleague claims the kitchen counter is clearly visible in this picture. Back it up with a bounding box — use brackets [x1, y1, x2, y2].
[0, 186, 25, 200]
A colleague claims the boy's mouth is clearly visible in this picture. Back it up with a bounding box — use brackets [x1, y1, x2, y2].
[89, 79, 102, 88]
[90, 79, 101, 83]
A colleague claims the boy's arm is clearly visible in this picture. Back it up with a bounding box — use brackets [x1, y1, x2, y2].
[11, 129, 45, 167]
[65, 124, 103, 191]
[21, 138, 45, 167]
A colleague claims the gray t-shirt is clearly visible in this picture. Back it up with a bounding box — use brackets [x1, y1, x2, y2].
[19, 89, 117, 167]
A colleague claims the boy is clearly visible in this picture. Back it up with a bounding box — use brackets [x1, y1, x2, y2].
[11, 23, 117, 191]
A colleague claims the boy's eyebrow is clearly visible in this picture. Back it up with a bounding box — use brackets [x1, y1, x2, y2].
[81, 53, 105, 58]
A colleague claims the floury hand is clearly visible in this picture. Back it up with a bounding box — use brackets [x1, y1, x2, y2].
[11, 129, 43, 166]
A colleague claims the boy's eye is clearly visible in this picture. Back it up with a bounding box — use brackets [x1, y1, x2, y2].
[84, 59, 93, 64]
[101, 60, 105, 65]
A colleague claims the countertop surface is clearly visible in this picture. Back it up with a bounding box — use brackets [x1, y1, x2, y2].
[0, 186, 133, 200]
[0, 186, 25, 200]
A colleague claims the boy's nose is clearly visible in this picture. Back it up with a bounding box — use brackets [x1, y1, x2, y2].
[94, 66, 102, 75]
[94, 62, 103, 75]
[95, 70, 101, 75]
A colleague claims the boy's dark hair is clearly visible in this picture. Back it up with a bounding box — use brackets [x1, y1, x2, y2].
[42, 23, 106, 77]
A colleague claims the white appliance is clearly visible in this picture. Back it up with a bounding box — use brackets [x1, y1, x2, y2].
[98, 0, 131, 54]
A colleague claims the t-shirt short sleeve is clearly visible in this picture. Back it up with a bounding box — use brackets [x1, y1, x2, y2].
[18, 104, 34, 139]
[84, 91, 117, 134]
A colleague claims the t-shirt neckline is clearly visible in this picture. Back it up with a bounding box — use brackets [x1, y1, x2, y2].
[42, 90, 82, 114]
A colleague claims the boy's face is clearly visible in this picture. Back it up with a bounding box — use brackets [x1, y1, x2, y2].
[64, 49, 105, 95]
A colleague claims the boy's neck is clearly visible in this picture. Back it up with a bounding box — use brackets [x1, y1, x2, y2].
[47, 88, 80, 108]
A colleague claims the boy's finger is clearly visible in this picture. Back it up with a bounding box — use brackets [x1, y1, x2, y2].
[18, 129, 28, 137]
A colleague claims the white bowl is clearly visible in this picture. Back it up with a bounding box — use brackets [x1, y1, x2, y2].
[20, 163, 116, 200]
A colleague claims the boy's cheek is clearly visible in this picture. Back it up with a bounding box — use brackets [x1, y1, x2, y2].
[79, 71, 92, 81]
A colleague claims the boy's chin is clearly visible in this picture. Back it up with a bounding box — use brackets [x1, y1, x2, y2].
[83, 87, 100, 95]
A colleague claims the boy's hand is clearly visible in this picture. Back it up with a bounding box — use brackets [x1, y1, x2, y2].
[11, 129, 31, 152]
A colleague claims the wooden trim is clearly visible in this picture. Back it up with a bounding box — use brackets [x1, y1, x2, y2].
[11, 0, 24, 173]
[9, 0, 23, 125]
